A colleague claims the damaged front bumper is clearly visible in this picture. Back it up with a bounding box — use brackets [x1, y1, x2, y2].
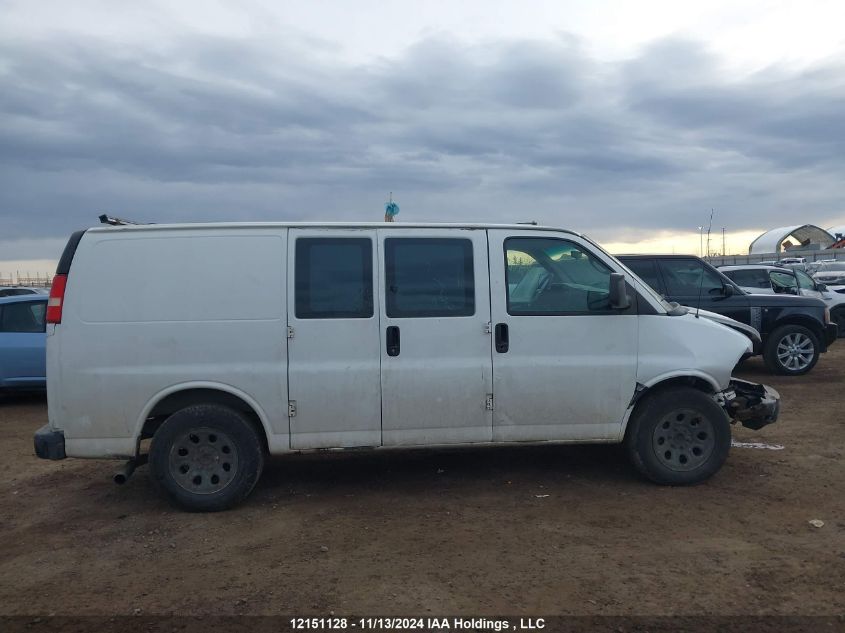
[718, 379, 780, 430]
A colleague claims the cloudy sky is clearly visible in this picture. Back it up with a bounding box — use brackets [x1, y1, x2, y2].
[2, 0, 845, 274]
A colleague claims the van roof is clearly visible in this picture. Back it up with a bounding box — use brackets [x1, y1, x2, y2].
[86, 221, 581, 235]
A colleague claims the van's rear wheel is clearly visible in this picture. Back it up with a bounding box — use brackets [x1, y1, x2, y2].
[149, 404, 264, 511]
[625, 387, 731, 485]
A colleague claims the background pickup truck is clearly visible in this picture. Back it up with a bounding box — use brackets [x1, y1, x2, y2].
[618, 254, 837, 376]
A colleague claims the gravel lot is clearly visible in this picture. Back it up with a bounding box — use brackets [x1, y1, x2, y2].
[1, 348, 843, 618]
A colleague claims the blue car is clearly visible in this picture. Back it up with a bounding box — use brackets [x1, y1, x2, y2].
[0, 294, 48, 390]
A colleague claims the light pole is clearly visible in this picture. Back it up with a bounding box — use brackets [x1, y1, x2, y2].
[698, 226, 703, 257]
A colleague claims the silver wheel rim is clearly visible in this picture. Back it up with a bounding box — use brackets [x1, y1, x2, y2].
[652, 408, 715, 472]
[776, 332, 814, 371]
[168, 426, 239, 494]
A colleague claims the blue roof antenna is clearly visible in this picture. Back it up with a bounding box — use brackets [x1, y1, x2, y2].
[384, 192, 400, 223]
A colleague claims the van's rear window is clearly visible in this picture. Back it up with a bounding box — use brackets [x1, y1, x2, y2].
[295, 238, 374, 319]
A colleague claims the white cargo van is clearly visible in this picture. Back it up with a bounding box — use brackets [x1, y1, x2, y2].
[35, 222, 780, 511]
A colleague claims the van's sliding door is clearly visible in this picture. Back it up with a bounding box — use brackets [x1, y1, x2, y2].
[377, 229, 493, 445]
[286, 229, 382, 449]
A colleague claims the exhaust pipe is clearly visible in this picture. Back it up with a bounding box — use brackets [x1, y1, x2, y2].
[113, 455, 148, 485]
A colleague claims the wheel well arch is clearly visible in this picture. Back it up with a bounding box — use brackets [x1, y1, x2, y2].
[637, 371, 721, 400]
[137, 385, 271, 455]
[770, 315, 824, 339]
[642, 375, 716, 397]
[621, 374, 719, 441]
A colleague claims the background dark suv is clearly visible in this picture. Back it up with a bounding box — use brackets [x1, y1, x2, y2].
[618, 254, 837, 375]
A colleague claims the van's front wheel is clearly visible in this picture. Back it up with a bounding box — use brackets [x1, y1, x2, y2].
[625, 387, 731, 485]
[149, 404, 264, 511]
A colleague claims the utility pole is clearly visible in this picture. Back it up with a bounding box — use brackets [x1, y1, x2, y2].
[698, 226, 703, 258]
[722, 228, 726, 256]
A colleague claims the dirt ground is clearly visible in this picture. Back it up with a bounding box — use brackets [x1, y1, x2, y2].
[1, 348, 843, 619]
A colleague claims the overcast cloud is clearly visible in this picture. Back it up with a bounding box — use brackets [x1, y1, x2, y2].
[1, 1, 844, 262]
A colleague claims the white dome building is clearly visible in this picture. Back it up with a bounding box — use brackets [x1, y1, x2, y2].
[748, 224, 835, 255]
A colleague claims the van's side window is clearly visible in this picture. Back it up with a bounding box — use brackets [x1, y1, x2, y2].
[505, 238, 614, 315]
[295, 238, 373, 319]
[385, 238, 474, 318]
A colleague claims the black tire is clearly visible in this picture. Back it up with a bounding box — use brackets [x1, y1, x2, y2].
[762, 324, 820, 375]
[149, 404, 264, 511]
[832, 308, 845, 338]
[625, 387, 731, 486]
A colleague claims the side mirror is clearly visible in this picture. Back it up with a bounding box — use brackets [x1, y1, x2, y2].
[609, 273, 631, 309]
[722, 284, 735, 297]
[817, 283, 828, 292]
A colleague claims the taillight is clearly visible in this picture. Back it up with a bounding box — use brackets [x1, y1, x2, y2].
[47, 274, 68, 324]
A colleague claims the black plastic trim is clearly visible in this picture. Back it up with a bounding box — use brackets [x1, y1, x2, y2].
[636, 291, 660, 315]
[823, 323, 837, 349]
[34, 424, 66, 460]
[56, 230, 87, 275]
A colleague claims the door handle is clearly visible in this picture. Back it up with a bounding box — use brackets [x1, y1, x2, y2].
[495, 323, 509, 353]
[386, 325, 400, 357]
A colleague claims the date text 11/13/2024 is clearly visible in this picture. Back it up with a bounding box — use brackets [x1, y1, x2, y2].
[289, 617, 546, 630]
